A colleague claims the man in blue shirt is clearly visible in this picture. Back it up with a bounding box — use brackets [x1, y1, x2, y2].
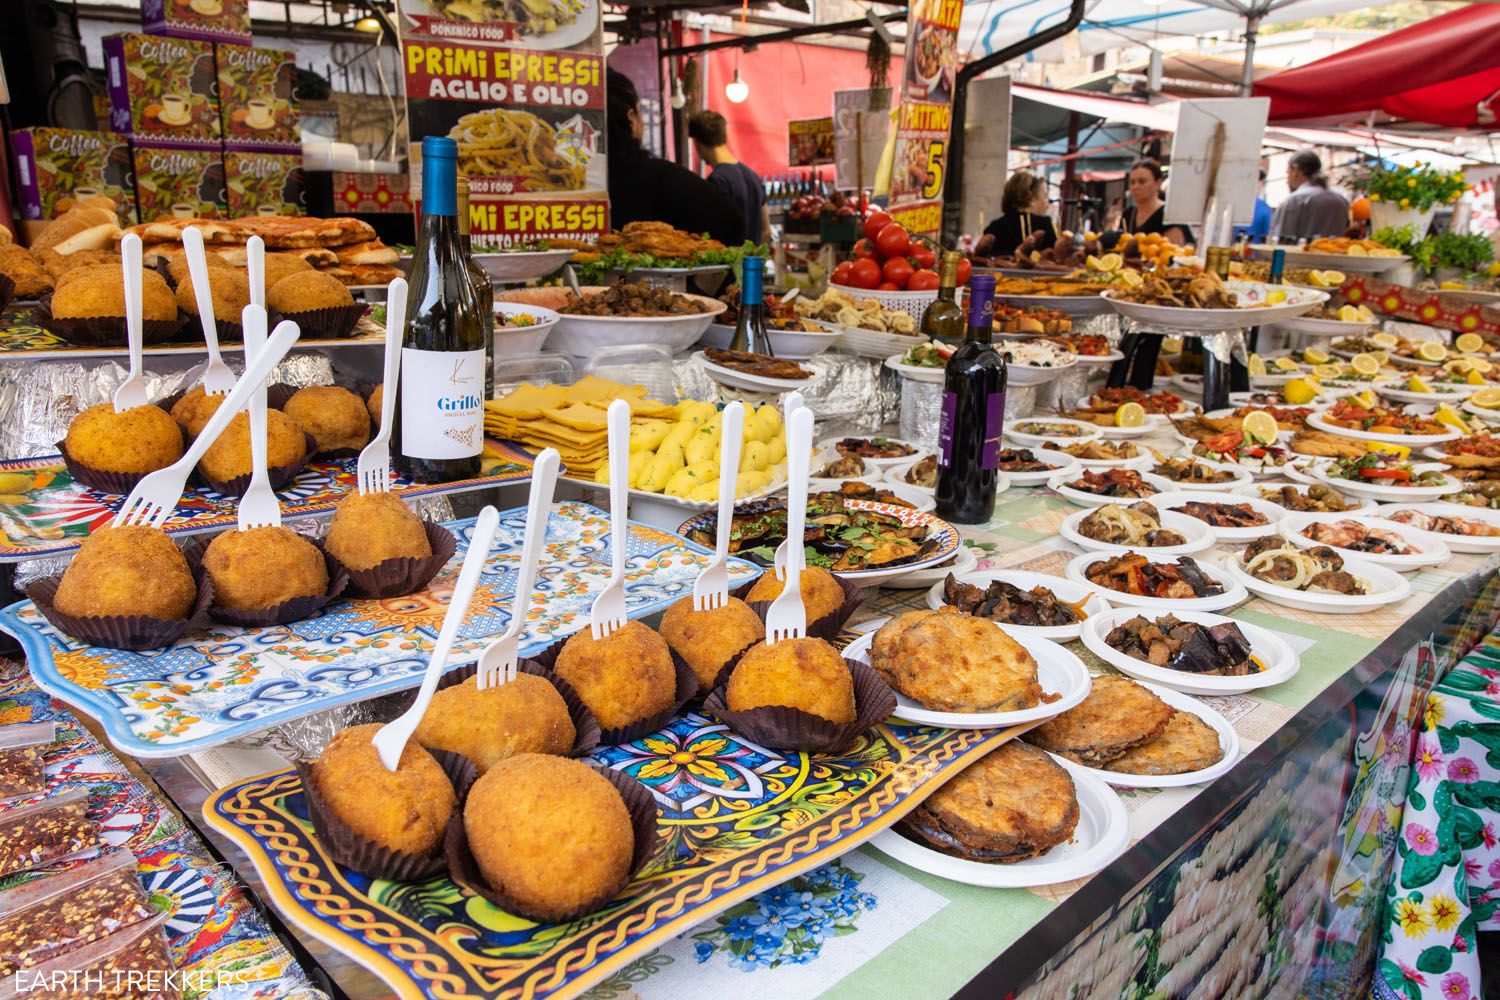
[688, 111, 768, 244]
[1234, 169, 1272, 243]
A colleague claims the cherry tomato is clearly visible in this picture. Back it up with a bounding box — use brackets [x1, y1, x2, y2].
[907, 268, 941, 291]
[875, 222, 911, 259]
[877, 281, 901, 291]
[882, 256, 914, 288]
[863, 211, 893, 241]
[955, 257, 973, 286]
[909, 243, 936, 270]
[847, 257, 882, 289]
[852, 237, 877, 260]
[831, 261, 855, 286]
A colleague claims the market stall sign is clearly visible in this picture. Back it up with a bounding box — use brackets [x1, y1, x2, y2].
[833, 89, 890, 191]
[889, 0, 962, 236]
[788, 117, 835, 167]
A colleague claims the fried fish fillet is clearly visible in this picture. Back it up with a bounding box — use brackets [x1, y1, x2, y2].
[1026, 675, 1175, 765]
[898, 741, 1078, 863]
[1289, 430, 1365, 459]
[1102, 710, 1224, 775]
[870, 607, 1041, 713]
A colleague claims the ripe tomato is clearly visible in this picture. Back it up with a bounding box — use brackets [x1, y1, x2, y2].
[882, 256, 914, 288]
[852, 237, 877, 260]
[877, 281, 901, 291]
[909, 243, 936, 270]
[863, 211, 893, 241]
[831, 261, 855, 286]
[956, 257, 973, 286]
[875, 223, 911, 259]
[847, 257, 882, 289]
[907, 268, 940, 291]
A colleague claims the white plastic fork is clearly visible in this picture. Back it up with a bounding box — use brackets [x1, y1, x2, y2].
[235, 307, 281, 530]
[246, 236, 266, 309]
[356, 278, 407, 495]
[588, 398, 632, 639]
[371, 505, 501, 771]
[766, 407, 814, 644]
[692, 401, 745, 611]
[773, 390, 805, 580]
[182, 227, 235, 396]
[114, 323, 300, 528]
[474, 448, 560, 690]
[112, 235, 149, 412]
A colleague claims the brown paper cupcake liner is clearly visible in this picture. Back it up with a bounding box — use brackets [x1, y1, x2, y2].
[157, 383, 294, 416]
[419, 657, 602, 758]
[443, 763, 660, 923]
[193, 539, 350, 628]
[530, 637, 698, 745]
[32, 299, 187, 347]
[702, 659, 896, 755]
[271, 302, 366, 340]
[0, 274, 14, 313]
[25, 567, 213, 652]
[334, 521, 457, 599]
[675, 639, 761, 707]
[741, 572, 868, 644]
[195, 431, 317, 498]
[57, 425, 188, 497]
[297, 747, 477, 882]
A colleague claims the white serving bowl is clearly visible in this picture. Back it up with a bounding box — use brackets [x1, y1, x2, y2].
[527, 286, 727, 359]
[1274, 512, 1450, 571]
[1059, 506, 1216, 556]
[492, 302, 560, 358]
[1064, 552, 1247, 613]
[1149, 490, 1283, 542]
[1079, 608, 1299, 696]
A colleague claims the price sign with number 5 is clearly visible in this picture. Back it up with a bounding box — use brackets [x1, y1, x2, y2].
[922, 140, 946, 200]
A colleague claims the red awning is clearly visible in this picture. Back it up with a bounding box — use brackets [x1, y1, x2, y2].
[1253, 4, 1500, 130]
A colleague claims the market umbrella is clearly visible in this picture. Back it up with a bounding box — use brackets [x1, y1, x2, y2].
[1253, 3, 1500, 129]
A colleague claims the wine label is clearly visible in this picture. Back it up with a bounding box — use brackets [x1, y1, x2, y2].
[937, 391, 956, 466]
[399, 347, 485, 459]
[982, 391, 1006, 470]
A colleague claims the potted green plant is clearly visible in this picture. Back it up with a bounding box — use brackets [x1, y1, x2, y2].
[1425, 231, 1495, 283]
[1365, 162, 1467, 237]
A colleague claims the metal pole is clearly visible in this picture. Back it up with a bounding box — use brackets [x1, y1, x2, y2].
[1241, 13, 1260, 96]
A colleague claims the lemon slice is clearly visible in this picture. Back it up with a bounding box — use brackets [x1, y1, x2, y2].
[1358, 306, 1377, 322]
[1282, 379, 1318, 405]
[1470, 369, 1490, 385]
[1368, 350, 1391, 367]
[1350, 353, 1382, 377]
[1440, 280, 1466, 290]
[1114, 402, 1147, 428]
[1353, 389, 1378, 408]
[1471, 388, 1500, 409]
[1337, 305, 1363, 323]
[1248, 354, 1268, 376]
[1434, 404, 1472, 434]
[1302, 346, 1331, 364]
[1267, 289, 1289, 304]
[1407, 375, 1431, 393]
[1117, 270, 1144, 288]
[1417, 342, 1448, 362]
[1242, 411, 1279, 445]
[1366, 441, 1409, 458]
[1457, 333, 1485, 354]
[1313, 363, 1345, 380]
[1369, 332, 1399, 349]
[1320, 269, 1346, 286]
[1085, 255, 1103, 271]
[1273, 356, 1300, 373]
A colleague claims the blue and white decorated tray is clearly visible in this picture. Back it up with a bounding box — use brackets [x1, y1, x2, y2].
[0, 502, 761, 757]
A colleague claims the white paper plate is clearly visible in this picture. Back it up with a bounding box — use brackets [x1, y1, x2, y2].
[1372, 502, 1500, 554]
[1065, 553, 1247, 612]
[882, 544, 979, 590]
[925, 569, 1110, 641]
[1048, 471, 1162, 508]
[1375, 384, 1476, 406]
[1220, 551, 1411, 613]
[816, 436, 924, 470]
[1080, 608, 1299, 696]
[1142, 461, 1253, 493]
[1049, 448, 1155, 472]
[1307, 462, 1463, 502]
[1271, 315, 1378, 337]
[884, 354, 946, 383]
[1065, 681, 1242, 788]
[1007, 419, 1103, 448]
[1103, 282, 1326, 332]
[865, 754, 1129, 887]
[1276, 512, 1450, 570]
[1249, 244, 1408, 273]
[1059, 506, 1216, 556]
[882, 458, 936, 493]
[843, 622, 1090, 728]
[694, 350, 814, 391]
[1149, 490, 1283, 542]
[1304, 411, 1460, 446]
[994, 292, 1112, 317]
[825, 323, 923, 359]
[1231, 482, 1378, 515]
[988, 447, 1081, 486]
[1462, 399, 1500, 423]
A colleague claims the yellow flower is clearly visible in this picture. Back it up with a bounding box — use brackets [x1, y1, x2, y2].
[1408, 178, 1418, 187]
[1426, 691, 1445, 728]
[1400, 198, 1411, 209]
[1394, 897, 1432, 937]
[1429, 893, 1461, 932]
[1370, 193, 1381, 202]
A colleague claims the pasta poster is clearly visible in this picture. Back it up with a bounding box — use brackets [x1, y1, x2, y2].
[398, 0, 608, 242]
[887, 0, 962, 236]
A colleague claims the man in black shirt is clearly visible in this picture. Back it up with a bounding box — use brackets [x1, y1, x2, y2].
[688, 110, 767, 244]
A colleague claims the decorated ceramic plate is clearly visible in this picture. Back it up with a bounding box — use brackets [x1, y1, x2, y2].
[1079, 607, 1299, 696]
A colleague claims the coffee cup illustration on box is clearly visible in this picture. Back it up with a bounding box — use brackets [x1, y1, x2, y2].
[244, 99, 274, 130]
[187, 0, 225, 15]
[157, 93, 193, 127]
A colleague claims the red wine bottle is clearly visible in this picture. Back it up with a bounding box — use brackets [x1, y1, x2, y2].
[935, 273, 1006, 524]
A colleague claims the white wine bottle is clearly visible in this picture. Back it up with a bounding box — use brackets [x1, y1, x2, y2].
[395, 136, 485, 484]
[456, 176, 495, 398]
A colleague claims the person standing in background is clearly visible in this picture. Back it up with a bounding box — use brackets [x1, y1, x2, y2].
[974, 172, 1057, 258]
[1121, 160, 1193, 246]
[1271, 149, 1350, 242]
[687, 110, 768, 245]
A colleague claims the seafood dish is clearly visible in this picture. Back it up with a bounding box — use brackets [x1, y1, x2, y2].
[996, 449, 1061, 474]
[824, 481, 921, 509]
[1289, 430, 1366, 459]
[1014, 420, 1093, 439]
[1081, 387, 1186, 416]
[562, 281, 709, 316]
[1385, 509, 1500, 538]
[1322, 453, 1448, 488]
[1084, 555, 1225, 599]
[1256, 484, 1362, 513]
[900, 455, 938, 488]
[941, 574, 1088, 628]
[1076, 502, 1186, 548]
[1316, 399, 1448, 437]
[1435, 435, 1500, 473]
[1174, 501, 1270, 529]
[1151, 458, 1238, 485]
[703, 348, 813, 380]
[1060, 440, 1142, 462]
[1298, 520, 1418, 555]
[815, 454, 867, 478]
[1108, 268, 1237, 309]
[834, 437, 917, 460]
[995, 339, 1075, 368]
[1238, 538, 1366, 594]
[1061, 469, 1158, 499]
[1104, 614, 1259, 676]
[685, 493, 936, 572]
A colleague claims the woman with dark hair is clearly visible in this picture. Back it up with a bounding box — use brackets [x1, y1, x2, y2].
[975, 172, 1056, 258]
[1123, 160, 1193, 246]
[606, 69, 745, 245]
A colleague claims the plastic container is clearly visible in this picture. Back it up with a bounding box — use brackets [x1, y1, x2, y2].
[0, 850, 154, 978]
[0, 790, 101, 879]
[0, 911, 176, 1000]
[0, 724, 54, 803]
[578, 344, 677, 404]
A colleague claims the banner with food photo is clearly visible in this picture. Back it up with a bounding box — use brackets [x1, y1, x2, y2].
[788, 117, 835, 167]
[397, 0, 607, 242]
[887, 100, 951, 237]
[901, 0, 960, 104]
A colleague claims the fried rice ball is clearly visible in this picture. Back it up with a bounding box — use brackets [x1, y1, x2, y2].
[51, 266, 176, 321]
[163, 249, 233, 286]
[64, 402, 183, 474]
[312, 723, 455, 857]
[261, 252, 312, 290]
[283, 385, 370, 454]
[36, 248, 118, 283]
[268, 270, 353, 313]
[53, 263, 117, 294]
[197, 409, 307, 484]
[658, 596, 764, 691]
[202, 525, 327, 612]
[169, 385, 225, 438]
[552, 621, 676, 730]
[366, 384, 384, 429]
[464, 754, 633, 920]
[324, 490, 431, 571]
[54, 525, 196, 620]
[743, 566, 845, 623]
[175, 268, 250, 322]
[415, 674, 576, 772]
[727, 637, 855, 724]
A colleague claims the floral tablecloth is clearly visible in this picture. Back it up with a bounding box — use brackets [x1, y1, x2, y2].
[1377, 634, 1500, 1000]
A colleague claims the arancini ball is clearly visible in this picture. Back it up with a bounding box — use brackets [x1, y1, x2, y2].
[197, 409, 307, 484]
[164, 250, 233, 286]
[324, 490, 431, 571]
[312, 724, 455, 857]
[202, 526, 327, 612]
[658, 596, 764, 691]
[54, 525, 196, 620]
[175, 268, 250, 322]
[463, 755, 633, 920]
[169, 385, 225, 438]
[727, 637, 856, 724]
[261, 253, 312, 290]
[53, 264, 118, 294]
[552, 620, 676, 730]
[51, 266, 176, 321]
[414, 673, 576, 772]
[64, 402, 183, 474]
[268, 270, 353, 313]
[283, 385, 370, 454]
[366, 384, 384, 429]
[743, 566, 845, 623]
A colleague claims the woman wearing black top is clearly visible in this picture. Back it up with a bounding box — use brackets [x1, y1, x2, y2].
[1122, 160, 1193, 246]
[976, 172, 1056, 258]
[605, 70, 745, 246]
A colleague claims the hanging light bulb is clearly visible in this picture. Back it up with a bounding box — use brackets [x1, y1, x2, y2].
[725, 68, 749, 103]
[670, 75, 686, 110]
